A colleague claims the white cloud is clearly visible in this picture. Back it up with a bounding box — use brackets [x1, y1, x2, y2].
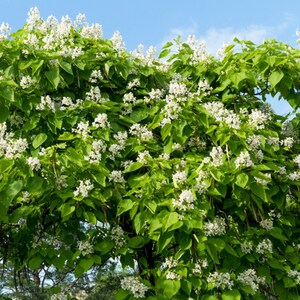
[161, 16, 296, 55]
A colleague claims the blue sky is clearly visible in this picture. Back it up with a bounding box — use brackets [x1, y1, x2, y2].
[1, 0, 300, 114]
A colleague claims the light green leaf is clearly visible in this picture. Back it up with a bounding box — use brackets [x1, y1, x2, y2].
[61, 203, 75, 218]
[235, 173, 249, 188]
[117, 199, 134, 216]
[45, 69, 60, 89]
[269, 70, 284, 88]
[32, 133, 47, 148]
[222, 289, 241, 300]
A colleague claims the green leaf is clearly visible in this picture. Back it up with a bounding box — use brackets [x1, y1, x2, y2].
[235, 173, 248, 188]
[162, 211, 179, 232]
[161, 124, 172, 141]
[32, 133, 47, 148]
[159, 48, 171, 59]
[83, 211, 97, 225]
[269, 70, 284, 88]
[45, 69, 60, 89]
[222, 289, 241, 300]
[95, 240, 114, 254]
[61, 203, 75, 218]
[128, 236, 145, 248]
[117, 199, 134, 216]
[29, 256, 43, 270]
[0, 104, 9, 122]
[162, 280, 180, 298]
[250, 183, 267, 202]
[59, 60, 73, 75]
[157, 231, 173, 253]
[115, 289, 130, 300]
[79, 257, 94, 272]
[124, 162, 144, 173]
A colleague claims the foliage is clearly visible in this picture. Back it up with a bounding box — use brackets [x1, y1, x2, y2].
[1, 7, 300, 300]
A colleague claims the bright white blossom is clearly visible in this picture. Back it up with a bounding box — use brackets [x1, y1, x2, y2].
[73, 179, 94, 198]
[120, 277, 148, 298]
[241, 241, 253, 254]
[172, 170, 187, 185]
[288, 270, 300, 285]
[111, 225, 126, 249]
[129, 124, 153, 140]
[172, 189, 195, 211]
[210, 146, 224, 167]
[37, 95, 55, 112]
[78, 240, 93, 256]
[137, 150, 152, 164]
[27, 157, 41, 171]
[84, 140, 106, 163]
[92, 113, 110, 128]
[111, 31, 126, 52]
[72, 121, 90, 139]
[20, 75, 36, 89]
[256, 238, 273, 254]
[235, 151, 253, 168]
[207, 271, 233, 290]
[109, 170, 124, 183]
[237, 269, 265, 293]
[89, 70, 103, 83]
[166, 271, 182, 280]
[248, 109, 271, 130]
[203, 216, 226, 236]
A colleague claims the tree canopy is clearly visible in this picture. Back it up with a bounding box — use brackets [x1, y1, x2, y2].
[1, 7, 300, 300]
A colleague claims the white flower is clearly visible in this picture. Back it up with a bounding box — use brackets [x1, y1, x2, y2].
[86, 86, 102, 103]
[293, 155, 300, 167]
[73, 179, 94, 198]
[109, 170, 124, 183]
[137, 150, 151, 164]
[129, 124, 153, 140]
[78, 240, 93, 256]
[260, 218, 273, 230]
[241, 241, 253, 254]
[207, 271, 233, 290]
[210, 146, 224, 167]
[203, 216, 226, 236]
[120, 277, 148, 298]
[81, 23, 103, 40]
[111, 225, 126, 249]
[166, 271, 182, 280]
[37, 95, 55, 112]
[26, 7, 41, 30]
[20, 75, 35, 89]
[172, 189, 195, 211]
[89, 70, 103, 83]
[247, 135, 261, 150]
[235, 151, 253, 168]
[0, 22, 11, 40]
[27, 157, 41, 171]
[164, 257, 178, 269]
[168, 80, 187, 96]
[237, 269, 265, 293]
[288, 270, 300, 285]
[92, 113, 110, 129]
[248, 109, 271, 130]
[172, 171, 187, 185]
[111, 31, 126, 52]
[288, 171, 300, 181]
[84, 140, 106, 164]
[72, 121, 90, 138]
[198, 79, 212, 96]
[256, 238, 273, 254]
[149, 88, 163, 100]
[203, 102, 240, 129]
[127, 79, 140, 90]
[281, 137, 294, 149]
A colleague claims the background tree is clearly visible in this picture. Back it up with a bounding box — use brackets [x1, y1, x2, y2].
[0, 7, 300, 300]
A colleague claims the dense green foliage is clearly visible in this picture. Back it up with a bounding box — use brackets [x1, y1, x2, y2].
[1, 7, 300, 300]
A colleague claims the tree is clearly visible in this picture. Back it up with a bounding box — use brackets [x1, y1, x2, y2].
[0, 7, 300, 299]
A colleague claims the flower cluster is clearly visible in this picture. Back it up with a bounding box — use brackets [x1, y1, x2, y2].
[288, 270, 300, 285]
[129, 123, 153, 140]
[73, 179, 94, 198]
[256, 238, 273, 254]
[72, 121, 90, 139]
[78, 240, 93, 256]
[203, 216, 227, 236]
[248, 109, 271, 130]
[172, 189, 195, 211]
[210, 146, 224, 167]
[207, 271, 234, 290]
[84, 140, 106, 163]
[111, 225, 126, 249]
[0, 123, 28, 159]
[235, 151, 253, 168]
[20, 75, 36, 89]
[92, 113, 110, 129]
[203, 102, 241, 129]
[36, 95, 55, 112]
[108, 170, 124, 183]
[237, 269, 265, 293]
[120, 276, 148, 298]
[27, 157, 41, 171]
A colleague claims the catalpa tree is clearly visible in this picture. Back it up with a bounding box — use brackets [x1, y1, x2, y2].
[0, 7, 300, 300]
